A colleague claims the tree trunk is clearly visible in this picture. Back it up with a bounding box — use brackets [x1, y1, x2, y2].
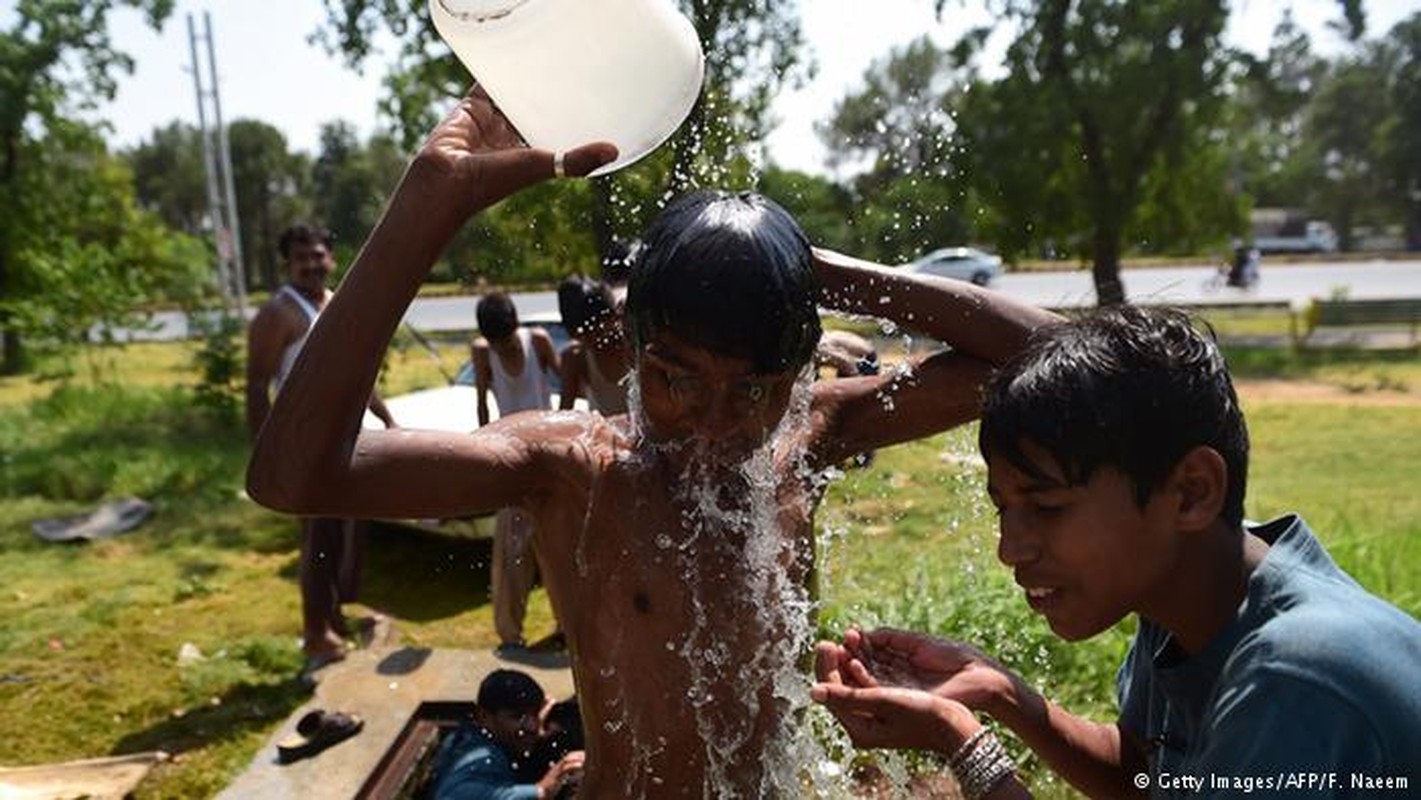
[1407, 200, 1421, 252]
[1, 131, 23, 374]
[1091, 225, 1127, 306]
[0, 246, 20, 373]
[1, 331, 19, 375]
[1335, 206, 1355, 252]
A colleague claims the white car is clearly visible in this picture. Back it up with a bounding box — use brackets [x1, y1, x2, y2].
[902, 247, 1003, 286]
[364, 312, 583, 433]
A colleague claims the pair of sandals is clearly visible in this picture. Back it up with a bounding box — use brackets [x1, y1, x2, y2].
[277, 709, 364, 764]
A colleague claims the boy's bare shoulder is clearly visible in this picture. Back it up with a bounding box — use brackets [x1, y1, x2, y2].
[500, 408, 633, 462]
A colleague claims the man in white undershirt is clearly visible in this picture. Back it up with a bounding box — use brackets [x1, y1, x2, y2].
[246, 223, 396, 678]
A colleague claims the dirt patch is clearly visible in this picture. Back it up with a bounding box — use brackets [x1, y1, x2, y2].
[1236, 379, 1421, 406]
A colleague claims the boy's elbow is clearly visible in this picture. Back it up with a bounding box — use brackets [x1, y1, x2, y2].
[246, 458, 298, 514]
[246, 448, 320, 515]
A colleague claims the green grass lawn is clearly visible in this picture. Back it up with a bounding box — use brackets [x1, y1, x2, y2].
[0, 337, 1417, 797]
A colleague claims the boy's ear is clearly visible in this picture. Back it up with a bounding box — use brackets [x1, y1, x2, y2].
[1170, 446, 1227, 531]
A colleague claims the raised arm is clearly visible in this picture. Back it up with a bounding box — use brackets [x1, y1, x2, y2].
[808, 249, 1059, 465]
[246, 88, 616, 520]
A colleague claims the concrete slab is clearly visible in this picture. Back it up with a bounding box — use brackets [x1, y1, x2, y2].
[218, 646, 572, 800]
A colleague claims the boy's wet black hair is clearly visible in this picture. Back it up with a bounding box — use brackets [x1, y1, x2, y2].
[477, 668, 545, 713]
[979, 305, 1249, 527]
[557, 275, 615, 337]
[625, 190, 822, 375]
[476, 291, 519, 341]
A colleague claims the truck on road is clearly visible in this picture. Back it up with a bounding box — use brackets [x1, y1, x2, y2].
[1250, 208, 1338, 254]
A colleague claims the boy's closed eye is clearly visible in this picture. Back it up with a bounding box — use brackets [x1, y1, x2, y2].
[663, 372, 776, 408]
[988, 487, 1075, 517]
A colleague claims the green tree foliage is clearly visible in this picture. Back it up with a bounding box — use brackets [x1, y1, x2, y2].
[754, 167, 856, 254]
[2, 122, 207, 358]
[821, 37, 958, 188]
[1127, 122, 1242, 259]
[963, 0, 1236, 304]
[1303, 11, 1421, 252]
[951, 58, 1085, 263]
[440, 180, 606, 287]
[311, 121, 408, 270]
[1225, 10, 1327, 209]
[819, 37, 978, 264]
[127, 121, 208, 234]
[228, 119, 311, 292]
[1380, 13, 1421, 249]
[929, 0, 1365, 304]
[1304, 50, 1392, 250]
[821, 7, 1258, 273]
[314, 121, 375, 257]
[314, 0, 809, 279]
[0, 0, 177, 373]
[127, 119, 313, 292]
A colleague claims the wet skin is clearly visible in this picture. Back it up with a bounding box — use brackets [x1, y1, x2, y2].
[458, 327, 820, 795]
[246, 89, 1059, 798]
[419, 323, 1010, 796]
[558, 314, 631, 413]
[520, 408, 817, 795]
[258, 292, 1048, 795]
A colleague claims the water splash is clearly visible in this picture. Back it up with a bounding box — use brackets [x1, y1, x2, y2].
[609, 369, 871, 796]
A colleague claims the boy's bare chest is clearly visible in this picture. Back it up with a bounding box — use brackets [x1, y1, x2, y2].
[556, 466, 814, 641]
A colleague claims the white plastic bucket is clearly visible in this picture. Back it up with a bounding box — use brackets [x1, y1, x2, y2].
[430, 0, 705, 175]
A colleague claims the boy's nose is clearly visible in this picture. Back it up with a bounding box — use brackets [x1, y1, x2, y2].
[695, 395, 742, 440]
[996, 512, 1040, 567]
[690, 406, 738, 451]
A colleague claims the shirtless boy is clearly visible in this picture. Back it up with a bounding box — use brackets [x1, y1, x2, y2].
[247, 88, 1057, 796]
[556, 275, 630, 415]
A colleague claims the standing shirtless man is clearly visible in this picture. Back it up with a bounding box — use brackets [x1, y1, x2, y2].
[245, 223, 395, 676]
[247, 89, 1057, 795]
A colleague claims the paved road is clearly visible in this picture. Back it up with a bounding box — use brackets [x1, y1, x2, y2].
[118, 258, 1421, 340]
[999, 258, 1421, 310]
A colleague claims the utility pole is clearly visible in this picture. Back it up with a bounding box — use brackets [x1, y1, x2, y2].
[187, 12, 247, 316]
